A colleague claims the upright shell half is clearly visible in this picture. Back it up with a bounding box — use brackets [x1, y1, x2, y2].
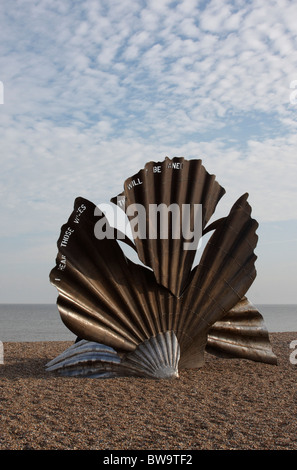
[47, 157, 277, 379]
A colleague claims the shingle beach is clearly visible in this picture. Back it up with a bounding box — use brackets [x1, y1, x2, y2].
[0, 332, 296, 450]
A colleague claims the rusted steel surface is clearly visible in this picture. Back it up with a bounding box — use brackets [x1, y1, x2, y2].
[48, 157, 277, 379]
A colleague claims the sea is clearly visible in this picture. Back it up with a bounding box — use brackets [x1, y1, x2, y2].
[0, 303, 296, 343]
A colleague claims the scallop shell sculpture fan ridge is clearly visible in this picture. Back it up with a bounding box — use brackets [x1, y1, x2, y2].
[47, 157, 277, 379]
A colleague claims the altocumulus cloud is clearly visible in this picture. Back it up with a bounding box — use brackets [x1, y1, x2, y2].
[0, 0, 297, 302]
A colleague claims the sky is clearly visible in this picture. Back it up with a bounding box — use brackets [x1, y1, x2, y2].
[0, 0, 297, 305]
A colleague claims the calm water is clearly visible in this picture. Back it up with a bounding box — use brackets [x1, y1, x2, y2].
[0, 303, 296, 342]
[0, 304, 76, 342]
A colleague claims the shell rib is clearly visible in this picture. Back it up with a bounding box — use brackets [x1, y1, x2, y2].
[123, 331, 180, 378]
[48, 157, 277, 378]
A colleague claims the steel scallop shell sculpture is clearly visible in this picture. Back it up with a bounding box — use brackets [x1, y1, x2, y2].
[46, 157, 277, 379]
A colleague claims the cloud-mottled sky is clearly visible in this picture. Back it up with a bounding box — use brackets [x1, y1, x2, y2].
[0, 0, 297, 304]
